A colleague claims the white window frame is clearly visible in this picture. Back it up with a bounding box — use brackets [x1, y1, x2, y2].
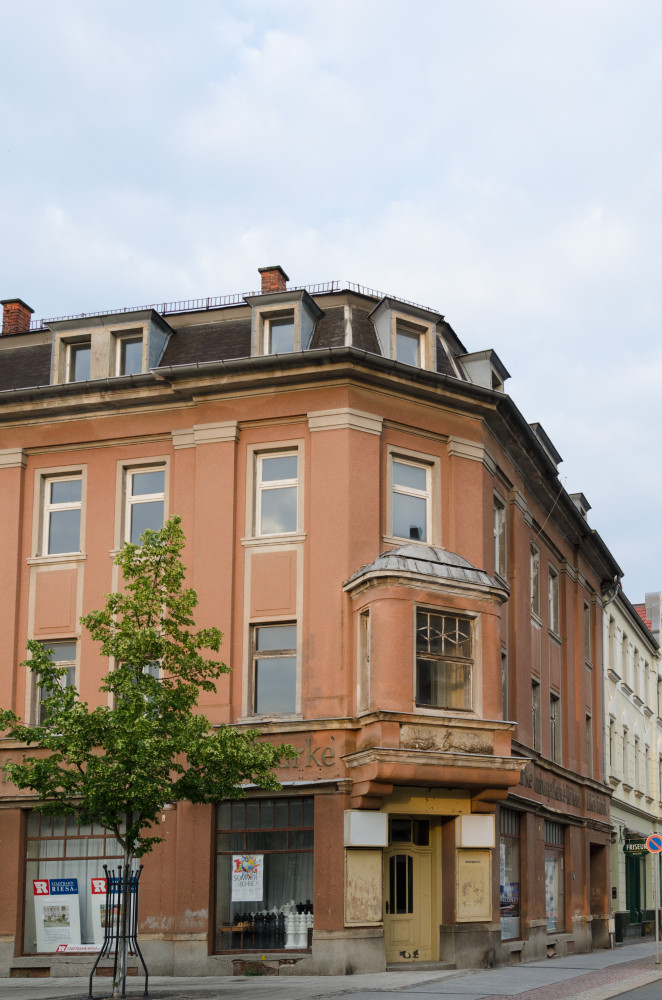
[65, 339, 92, 383]
[385, 447, 440, 546]
[414, 606, 475, 713]
[250, 621, 298, 717]
[548, 566, 560, 635]
[262, 310, 296, 355]
[357, 608, 371, 714]
[389, 311, 435, 370]
[394, 320, 425, 367]
[254, 450, 300, 537]
[40, 473, 84, 556]
[252, 305, 299, 356]
[494, 496, 506, 579]
[530, 544, 540, 617]
[35, 640, 77, 724]
[550, 692, 561, 762]
[114, 330, 145, 376]
[122, 464, 167, 545]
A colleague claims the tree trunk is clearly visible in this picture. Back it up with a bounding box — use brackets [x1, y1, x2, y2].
[113, 843, 133, 999]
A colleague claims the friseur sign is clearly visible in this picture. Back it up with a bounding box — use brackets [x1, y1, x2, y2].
[623, 839, 647, 855]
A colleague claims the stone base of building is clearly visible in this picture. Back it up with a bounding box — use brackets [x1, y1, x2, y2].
[1, 928, 387, 979]
[439, 923, 501, 968]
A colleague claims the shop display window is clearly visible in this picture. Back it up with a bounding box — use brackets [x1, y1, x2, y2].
[544, 820, 565, 932]
[499, 808, 520, 940]
[24, 812, 125, 953]
[215, 796, 313, 952]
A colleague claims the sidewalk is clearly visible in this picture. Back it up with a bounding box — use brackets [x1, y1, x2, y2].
[2, 940, 662, 1000]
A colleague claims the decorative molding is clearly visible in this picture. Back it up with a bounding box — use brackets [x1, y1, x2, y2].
[26, 553, 87, 567]
[171, 428, 195, 450]
[308, 408, 383, 435]
[446, 436, 496, 474]
[172, 421, 240, 449]
[241, 533, 307, 548]
[0, 447, 27, 469]
[509, 486, 528, 517]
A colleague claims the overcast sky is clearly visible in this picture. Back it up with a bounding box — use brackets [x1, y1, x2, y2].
[1, 0, 660, 601]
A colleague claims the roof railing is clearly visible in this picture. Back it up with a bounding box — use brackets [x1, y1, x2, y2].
[28, 281, 438, 330]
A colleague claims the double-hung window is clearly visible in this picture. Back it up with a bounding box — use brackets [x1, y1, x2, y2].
[125, 467, 165, 544]
[415, 609, 473, 711]
[42, 475, 82, 555]
[251, 623, 297, 715]
[36, 641, 76, 724]
[255, 452, 298, 536]
[391, 458, 430, 542]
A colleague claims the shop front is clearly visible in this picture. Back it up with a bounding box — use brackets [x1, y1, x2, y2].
[499, 758, 612, 963]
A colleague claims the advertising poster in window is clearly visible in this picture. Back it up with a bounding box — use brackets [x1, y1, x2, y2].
[90, 876, 108, 946]
[231, 854, 264, 902]
[33, 878, 82, 952]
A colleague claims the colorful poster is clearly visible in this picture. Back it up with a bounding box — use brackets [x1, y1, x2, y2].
[90, 876, 107, 945]
[231, 854, 264, 901]
[33, 878, 82, 952]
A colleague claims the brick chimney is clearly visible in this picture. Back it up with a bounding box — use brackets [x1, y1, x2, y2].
[1, 298, 34, 335]
[258, 266, 289, 294]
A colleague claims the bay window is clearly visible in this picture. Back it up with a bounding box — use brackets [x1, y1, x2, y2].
[415, 609, 473, 711]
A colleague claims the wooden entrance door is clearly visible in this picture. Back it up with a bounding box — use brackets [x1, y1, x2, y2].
[384, 844, 433, 961]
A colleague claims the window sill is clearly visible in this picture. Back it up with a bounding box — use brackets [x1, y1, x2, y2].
[548, 630, 562, 644]
[531, 612, 543, 627]
[27, 553, 86, 566]
[241, 533, 306, 547]
[382, 535, 439, 548]
[236, 713, 304, 724]
[621, 683, 633, 696]
[607, 668, 621, 683]
[413, 704, 475, 717]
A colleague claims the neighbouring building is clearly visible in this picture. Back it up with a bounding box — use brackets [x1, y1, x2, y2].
[0, 269, 621, 977]
[603, 591, 661, 941]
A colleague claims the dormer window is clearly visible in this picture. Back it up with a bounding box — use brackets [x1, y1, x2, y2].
[369, 297, 440, 371]
[264, 312, 295, 355]
[395, 322, 424, 367]
[115, 332, 144, 376]
[246, 290, 322, 358]
[66, 341, 91, 382]
[49, 309, 172, 384]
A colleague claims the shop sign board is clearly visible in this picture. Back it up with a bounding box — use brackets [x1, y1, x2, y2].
[32, 878, 82, 952]
[231, 854, 264, 902]
[623, 839, 648, 855]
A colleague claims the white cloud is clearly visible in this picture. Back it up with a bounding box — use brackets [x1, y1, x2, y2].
[0, 0, 661, 593]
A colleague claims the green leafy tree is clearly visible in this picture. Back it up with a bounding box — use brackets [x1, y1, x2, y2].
[0, 516, 294, 995]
